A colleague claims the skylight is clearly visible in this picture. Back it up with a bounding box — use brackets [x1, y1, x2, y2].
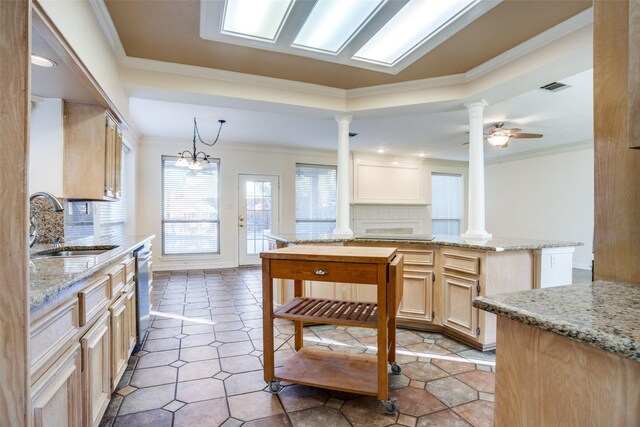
[293, 0, 386, 54]
[353, 0, 478, 66]
[222, 0, 294, 42]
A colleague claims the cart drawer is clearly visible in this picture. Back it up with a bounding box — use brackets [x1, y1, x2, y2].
[269, 259, 378, 284]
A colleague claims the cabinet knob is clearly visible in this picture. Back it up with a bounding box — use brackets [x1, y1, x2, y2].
[314, 269, 328, 276]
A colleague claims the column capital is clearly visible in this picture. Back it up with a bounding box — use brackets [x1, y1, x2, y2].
[464, 99, 488, 111]
[335, 114, 353, 124]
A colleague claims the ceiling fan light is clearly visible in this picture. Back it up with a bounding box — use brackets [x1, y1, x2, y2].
[487, 134, 510, 147]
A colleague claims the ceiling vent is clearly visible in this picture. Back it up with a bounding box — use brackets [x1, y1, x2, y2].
[540, 81, 570, 92]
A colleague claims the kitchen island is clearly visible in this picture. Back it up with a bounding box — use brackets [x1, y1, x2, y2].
[475, 282, 640, 426]
[265, 233, 581, 350]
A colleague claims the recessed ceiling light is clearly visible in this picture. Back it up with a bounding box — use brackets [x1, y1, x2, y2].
[377, 148, 385, 154]
[293, 0, 385, 54]
[31, 54, 57, 68]
[418, 153, 426, 158]
[222, 0, 294, 42]
[353, 0, 477, 66]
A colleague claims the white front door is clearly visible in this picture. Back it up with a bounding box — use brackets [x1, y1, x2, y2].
[238, 174, 280, 265]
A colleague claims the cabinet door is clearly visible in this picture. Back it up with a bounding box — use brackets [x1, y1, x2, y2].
[104, 117, 117, 199]
[81, 312, 111, 427]
[398, 269, 434, 322]
[125, 286, 137, 356]
[110, 295, 127, 391]
[31, 343, 82, 427]
[442, 273, 478, 339]
[113, 130, 123, 199]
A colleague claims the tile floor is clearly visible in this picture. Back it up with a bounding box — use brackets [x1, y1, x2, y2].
[100, 268, 496, 427]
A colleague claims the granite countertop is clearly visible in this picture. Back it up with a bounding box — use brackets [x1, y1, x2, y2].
[265, 233, 582, 251]
[474, 281, 640, 361]
[29, 234, 154, 311]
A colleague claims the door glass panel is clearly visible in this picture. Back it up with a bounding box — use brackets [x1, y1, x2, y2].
[245, 179, 273, 254]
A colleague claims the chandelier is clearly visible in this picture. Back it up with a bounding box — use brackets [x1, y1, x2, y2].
[176, 118, 226, 170]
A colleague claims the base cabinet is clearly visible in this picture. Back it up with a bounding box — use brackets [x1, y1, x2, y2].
[31, 343, 82, 427]
[125, 285, 137, 356]
[109, 294, 128, 391]
[81, 312, 111, 427]
[397, 249, 434, 323]
[442, 273, 479, 339]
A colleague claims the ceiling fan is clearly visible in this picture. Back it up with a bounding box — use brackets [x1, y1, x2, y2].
[464, 123, 543, 148]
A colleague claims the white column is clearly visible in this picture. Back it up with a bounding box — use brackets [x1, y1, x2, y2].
[462, 100, 492, 240]
[333, 115, 353, 237]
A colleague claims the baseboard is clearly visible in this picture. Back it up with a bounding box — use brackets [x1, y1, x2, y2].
[154, 260, 239, 271]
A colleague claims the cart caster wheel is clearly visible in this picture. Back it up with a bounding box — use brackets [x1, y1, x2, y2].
[390, 362, 402, 375]
[268, 380, 282, 395]
[383, 397, 398, 414]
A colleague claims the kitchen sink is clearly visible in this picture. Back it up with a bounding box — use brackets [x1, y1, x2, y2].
[31, 245, 118, 259]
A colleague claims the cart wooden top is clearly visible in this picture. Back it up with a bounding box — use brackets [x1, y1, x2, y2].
[260, 245, 397, 264]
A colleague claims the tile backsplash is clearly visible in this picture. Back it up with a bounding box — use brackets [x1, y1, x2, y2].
[30, 198, 64, 243]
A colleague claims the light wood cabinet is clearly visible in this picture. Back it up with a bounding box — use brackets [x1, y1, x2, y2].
[397, 249, 434, 323]
[442, 273, 479, 339]
[63, 102, 122, 201]
[125, 284, 137, 356]
[31, 343, 82, 427]
[80, 312, 111, 427]
[109, 294, 128, 391]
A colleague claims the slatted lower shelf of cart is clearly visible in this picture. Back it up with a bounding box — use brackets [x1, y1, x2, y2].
[274, 297, 379, 328]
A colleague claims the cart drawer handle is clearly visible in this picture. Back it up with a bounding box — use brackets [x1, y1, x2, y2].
[314, 269, 328, 276]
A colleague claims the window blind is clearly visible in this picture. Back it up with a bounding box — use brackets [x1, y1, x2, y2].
[431, 172, 463, 236]
[99, 146, 128, 243]
[295, 164, 337, 234]
[162, 156, 220, 255]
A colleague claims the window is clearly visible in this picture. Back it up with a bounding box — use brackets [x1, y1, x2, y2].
[99, 145, 129, 243]
[431, 172, 463, 236]
[295, 164, 336, 234]
[162, 156, 220, 255]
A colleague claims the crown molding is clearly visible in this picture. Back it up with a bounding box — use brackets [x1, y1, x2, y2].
[485, 139, 593, 165]
[89, 0, 127, 62]
[465, 8, 593, 81]
[121, 56, 347, 99]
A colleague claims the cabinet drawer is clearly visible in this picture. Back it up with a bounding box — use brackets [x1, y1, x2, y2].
[399, 249, 434, 267]
[78, 275, 110, 327]
[124, 257, 135, 284]
[443, 252, 480, 275]
[270, 259, 378, 284]
[31, 298, 80, 378]
[107, 263, 126, 299]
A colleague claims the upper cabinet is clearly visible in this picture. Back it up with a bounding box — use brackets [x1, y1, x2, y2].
[352, 157, 429, 205]
[30, 100, 122, 201]
[64, 102, 122, 201]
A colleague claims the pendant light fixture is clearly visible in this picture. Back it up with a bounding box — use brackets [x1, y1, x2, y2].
[176, 118, 226, 170]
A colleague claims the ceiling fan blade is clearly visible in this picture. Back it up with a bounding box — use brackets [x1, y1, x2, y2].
[510, 133, 543, 138]
[506, 128, 521, 134]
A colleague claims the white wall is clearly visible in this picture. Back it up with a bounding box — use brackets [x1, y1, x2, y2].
[29, 98, 63, 196]
[485, 143, 594, 269]
[137, 139, 337, 270]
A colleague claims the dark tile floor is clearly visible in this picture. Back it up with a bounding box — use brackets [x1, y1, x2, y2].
[101, 268, 496, 427]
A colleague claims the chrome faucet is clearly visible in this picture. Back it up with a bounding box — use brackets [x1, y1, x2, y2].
[29, 192, 64, 247]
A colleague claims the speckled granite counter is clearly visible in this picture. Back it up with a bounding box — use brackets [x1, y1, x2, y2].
[266, 233, 582, 251]
[474, 281, 640, 361]
[29, 235, 154, 311]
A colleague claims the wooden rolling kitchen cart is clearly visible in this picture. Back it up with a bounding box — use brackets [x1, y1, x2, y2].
[261, 245, 404, 413]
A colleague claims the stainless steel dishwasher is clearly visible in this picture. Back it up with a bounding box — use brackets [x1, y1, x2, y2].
[133, 244, 152, 351]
